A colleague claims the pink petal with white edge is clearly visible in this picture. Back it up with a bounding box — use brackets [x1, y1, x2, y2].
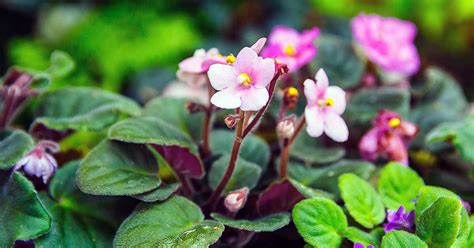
[252, 58, 275, 88]
[303, 79, 317, 108]
[208, 64, 236, 90]
[179, 56, 205, 73]
[250, 38, 267, 54]
[305, 107, 324, 138]
[399, 120, 417, 137]
[325, 86, 346, 115]
[324, 112, 349, 142]
[315, 69, 329, 95]
[240, 88, 269, 111]
[211, 88, 241, 109]
[234, 47, 259, 74]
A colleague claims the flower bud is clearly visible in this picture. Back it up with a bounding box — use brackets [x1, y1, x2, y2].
[224, 114, 241, 129]
[224, 187, 249, 213]
[283, 86, 299, 109]
[14, 140, 59, 184]
[277, 115, 296, 140]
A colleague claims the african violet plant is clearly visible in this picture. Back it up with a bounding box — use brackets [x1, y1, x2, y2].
[1, 12, 473, 248]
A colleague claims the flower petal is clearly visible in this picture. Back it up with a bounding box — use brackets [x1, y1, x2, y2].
[268, 26, 300, 45]
[208, 64, 236, 90]
[315, 68, 329, 94]
[324, 112, 349, 142]
[359, 128, 380, 161]
[240, 88, 269, 111]
[211, 88, 241, 109]
[179, 56, 205, 73]
[300, 27, 320, 45]
[304, 107, 324, 138]
[234, 47, 259, 74]
[250, 38, 267, 54]
[252, 58, 275, 88]
[325, 86, 346, 114]
[303, 79, 317, 107]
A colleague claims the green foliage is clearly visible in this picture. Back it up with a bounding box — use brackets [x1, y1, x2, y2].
[415, 186, 459, 223]
[114, 196, 223, 247]
[0, 172, 51, 247]
[208, 154, 262, 192]
[0, 130, 34, 170]
[378, 162, 425, 210]
[290, 131, 345, 165]
[343, 227, 384, 248]
[339, 173, 385, 228]
[381, 230, 428, 248]
[292, 197, 347, 248]
[131, 183, 179, 203]
[289, 178, 334, 200]
[211, 213, 290, 232]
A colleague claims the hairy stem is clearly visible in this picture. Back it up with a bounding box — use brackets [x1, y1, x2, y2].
[279, 115, 306, 178]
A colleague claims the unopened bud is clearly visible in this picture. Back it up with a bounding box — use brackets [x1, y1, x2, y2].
[186, 101, 207, 114]
[14, 140, 59, 184]
[277, 115, 296, 140]
[283, 86, 299, 109]
[224, 187, 249, 213]
[224, 114, 240, 129]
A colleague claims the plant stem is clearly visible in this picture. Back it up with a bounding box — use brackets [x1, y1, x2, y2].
[201, 79, 215, 157]
[0, 88, 13, 130]
[206, 110, 245, 209]
[176, 172, 194, 196]
[279, 115, 306, 178]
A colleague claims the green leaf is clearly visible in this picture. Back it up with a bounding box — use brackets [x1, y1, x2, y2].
[131, 183, 179, 203]
[343, 227, 384, 248]
[34, 87, 141, 132]
[312, 34, 365, 89]
[210, 130, 270, 171]
[415, 186, 459, 224]
[426, 115, 474, 163]
[0, 130, 34, 170]
[292, 197, 347, 248]
[451, 208, 470, 248]
[378, 162, 424, 210]
[339, 173, 385, 228]
[76, 140, 161, 196]
[416, 197, 462, 248]
[114, 196, 224, 247]
[208, 154, 262, 192]
[211, 213, 290, 232]
[289, 178, 334, 200]
[345, 87, 410, 124]
[47, 50, 75, 79]
[290, 131, 345, 164]
[467, 216, 474, 247]
[108, 116, 204, 178]
[0, 172, 51, 247]
[381, 230, 428, 248]
[143, 97, 204, 142]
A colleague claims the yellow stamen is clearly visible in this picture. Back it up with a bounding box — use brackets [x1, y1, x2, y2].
[226, 54, 236, 64]
[217, 53, 223, 58]
[287, 87, 299, 97]
[388, 118, 401, 128]
[239, 73, 251, 87]
[283, 44, 296, 56]
[325, 98, 334, 106]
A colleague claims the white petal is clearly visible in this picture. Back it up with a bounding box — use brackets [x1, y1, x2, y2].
[325, 86, 346, 115]
[304, 107, 324, 137]
[208, 64, 236, 90]
[315, 68, 329, 92]
[324, 112, 349, 142]
[211, 89, 241, 109]
[240, 88, 269, 111]
[234, 47, 259, 74]
[303, 79, 317, 107]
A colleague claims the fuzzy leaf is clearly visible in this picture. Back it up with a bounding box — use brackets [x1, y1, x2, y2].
[211, 213, 290, 232]
[378, 162, 424, 210]
[0, 172, 51, 247]
[289, 178, 334, 200]
[339, 173, 385, 228]
[131, 183, 179, 203]
[415, 186, 459, 224]
[114, 196, 223, 247]
[208, 154, 262, 192]
[257, 179, 304, 215]
[0, 130, 34, 170]
[108, 116, 204, 178]
[76, 140, 161, 196]
[343, 227, 384, 248]
[381, 230, 428, 248]
[290, 131, 345, 164]
[293, 197, 347, 248]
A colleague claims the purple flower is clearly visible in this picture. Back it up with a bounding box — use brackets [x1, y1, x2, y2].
[359, 109, 418, 165]
[351, 14, 420, 77]
[14, 140, 59, 184]
[462, 199, 471, 214]
[354, 243, 374, 248]
[384, 206, 415, 233]
[261, 26, 319, 72]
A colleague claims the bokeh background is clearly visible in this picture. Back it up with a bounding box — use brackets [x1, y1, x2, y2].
[1, 0, 473, 102]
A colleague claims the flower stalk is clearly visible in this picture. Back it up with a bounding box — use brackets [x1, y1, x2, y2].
[279, 115, 305, 178]
[200, 79, 215, 157]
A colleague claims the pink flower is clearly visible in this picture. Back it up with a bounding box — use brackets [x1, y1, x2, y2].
[224, 187, 249, 212]
[208, 46, 275, 111]
[359, 109, 418, 165]
[14, 140, 59, 183]
[177, 48, 226, 87]
[351, 14, 420, 77]
[303, 69, 348, 142]
[261, 26, 319, 72]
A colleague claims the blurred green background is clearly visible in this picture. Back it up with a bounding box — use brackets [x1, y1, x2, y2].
[1, 0, 473, 101]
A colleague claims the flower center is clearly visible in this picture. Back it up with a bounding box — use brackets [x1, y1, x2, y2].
[388, 118, 401, 128]
[287, 87, 299, 97]
[238, 73, 252, 87]
[226, 54, 236, 64]
[283, 44, 296, 56]
[318, 98, 334, 108]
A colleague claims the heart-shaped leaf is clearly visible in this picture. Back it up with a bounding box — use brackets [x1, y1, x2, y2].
[210, 130, 270, 171]
[381, 230, 428, 248]
[289, 178, 334, 200]
[292, 197, 347, 248]
[0, 130, 34, 170]
[414, 186, 459, 224]
[339, 173, 385, 228]
[211, 212, 290, 232]
[416, 197, 462, 248]
[131, 183, 179, 203]
[0, 172, 51, 247]
[114, 196, 224, 247]
[208, 154, 262, 192]
[344, 227, 384, 248]
[33, 87, 141, 134]
[257, 179, 304, 215]
[378, 162, 424, 210]
[76, 140, 161, 196]
[108, 116, 204, 179]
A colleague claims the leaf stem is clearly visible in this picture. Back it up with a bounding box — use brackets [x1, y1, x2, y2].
[279, 115, 306, 178]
